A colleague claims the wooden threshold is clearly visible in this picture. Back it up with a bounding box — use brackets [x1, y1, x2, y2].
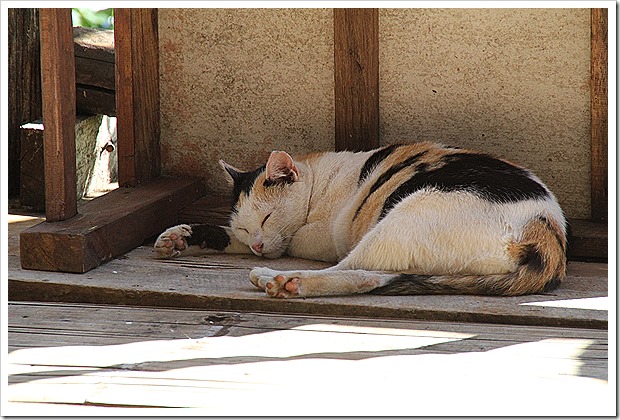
[20, 177, 205, 273]
[569, 219, 607, 261]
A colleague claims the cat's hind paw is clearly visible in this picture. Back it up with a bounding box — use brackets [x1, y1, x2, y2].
[154, 224, 193, 258]
[249, 267, 301, 298]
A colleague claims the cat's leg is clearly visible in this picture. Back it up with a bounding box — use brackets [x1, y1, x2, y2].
[249, 267, 395, 298]
[155, 224, 251, 258]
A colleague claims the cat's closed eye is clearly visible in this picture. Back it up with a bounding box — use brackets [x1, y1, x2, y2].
[261, 213, 272, 227]
[238, 227, 249, 234]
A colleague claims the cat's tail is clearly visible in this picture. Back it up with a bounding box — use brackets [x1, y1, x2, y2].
[370, 216, 567, 297]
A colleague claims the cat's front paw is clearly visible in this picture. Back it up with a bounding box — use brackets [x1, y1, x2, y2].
[154, 224, 193, 258]
[249, 267, 301, 298]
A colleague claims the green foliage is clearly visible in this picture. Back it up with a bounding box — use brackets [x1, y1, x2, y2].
[72, 8, 114, 29]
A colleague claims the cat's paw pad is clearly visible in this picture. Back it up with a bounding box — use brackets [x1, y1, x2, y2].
[249, 267, 301, 298]
[154, 224, 192, 258]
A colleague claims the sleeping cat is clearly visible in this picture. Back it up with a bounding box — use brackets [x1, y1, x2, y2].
[155, 142, 567, 298]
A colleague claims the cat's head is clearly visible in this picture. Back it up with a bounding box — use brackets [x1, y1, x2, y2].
[220, 151, 310, 258]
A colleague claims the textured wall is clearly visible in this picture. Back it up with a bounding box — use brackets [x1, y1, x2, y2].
[159, 8, 591, 218]
[379, 9, 591, 218]
[159, 9, 334, 196]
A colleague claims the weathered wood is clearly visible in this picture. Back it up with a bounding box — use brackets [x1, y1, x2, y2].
[76, 86, 116, 117]
[6, 302, 610, 414]
[334, 9, 380, 152]
[73, 26, 116, 116]
[19, 122, 45, 211]
[39, 9, 77, 222]
[590, 9, 608, 222]
[19, 177, 205, 273]
[8, 8, 42, 197]
[177, 195, 232, 226]
[568, 218, 607, 261]
[73, 26, 114, 64]
[9, 235, 608, 328]
[74, 27, 115, 90]
[115, 9, 161, 186]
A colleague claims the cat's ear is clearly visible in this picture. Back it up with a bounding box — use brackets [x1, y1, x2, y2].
[266, 151, 299, 184]
[219, 160, 243, 184]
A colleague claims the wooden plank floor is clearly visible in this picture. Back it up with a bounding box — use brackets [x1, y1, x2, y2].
[9, 241, 608, 329]
[6, 301, 612, 415]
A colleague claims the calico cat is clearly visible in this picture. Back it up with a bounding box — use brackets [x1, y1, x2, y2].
[155, 142, 567, 298]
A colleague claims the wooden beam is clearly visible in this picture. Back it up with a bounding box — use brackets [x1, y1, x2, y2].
[334, 9, 380, 152]
[115, 9, 161, 187]
[590, 8, 607, 222]
[568, 219, 607, 262]
[74, 26, 116, 116]
[39, 9, 77, 221]
[8, 8, 42, 197]
[20, 177, 205, 273]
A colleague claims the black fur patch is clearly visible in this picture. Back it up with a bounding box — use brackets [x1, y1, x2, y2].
[519, 244, 545, 274]
[379, 152, 549, 221]
[358, 144, 400, 186]
[353, 151, 428, 221]
[541, 277, 561, 292]
[369, 274, 462, 295]
[186, 224, 231, 251]
[263, 175, 295, 188]
[229, 165, 266, 205]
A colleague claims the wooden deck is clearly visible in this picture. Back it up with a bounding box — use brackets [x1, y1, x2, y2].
[6, 302, 611, 415]
[5, 213, 613, 415]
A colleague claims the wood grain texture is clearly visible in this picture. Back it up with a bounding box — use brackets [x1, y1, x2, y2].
[74, 27, 116, 116]
[568, 219, 607, 261]
[19, 123, 45, 211]
[9, 242, 608, 329]
[6, 302, 609, 413]
[19, 177, 204, 273]
[590, 9, 608, 222]
[8, 8, 42, 197]
[334, 9, 379, 152]
[115, 9, 161, 187]
[39, 9, 77, 222]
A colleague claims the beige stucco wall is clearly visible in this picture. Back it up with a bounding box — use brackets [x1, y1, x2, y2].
[379, 9, 591, 218]
[158, 9, 335, 196]
[159, 8, 591, 218]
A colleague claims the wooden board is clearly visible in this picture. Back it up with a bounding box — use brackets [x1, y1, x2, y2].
[9, 243, 608, 329]
[73, 26, 116, 116]
[115, 8, 160, 187]
[19, 122, 45, 211]
[6, 302, 611, 415]
[590, 8, 608, 222]
[334, 9, 380, 152]
[569, 218, 607, 261]
[39, 8, 77, 221]
[19, 177, 205, 273]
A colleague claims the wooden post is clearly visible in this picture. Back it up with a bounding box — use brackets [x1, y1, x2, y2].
[115, 8, 161, 187]
[8, 8, 42, 198]
[22, 8, 205, 274]
[39, 9, 77, 222]
[334, 9, 380, 152]
[590, 8, 607, 222]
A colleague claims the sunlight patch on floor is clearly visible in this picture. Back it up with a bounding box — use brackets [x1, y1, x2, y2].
[7, 333, 607, 415]
[7, 214, 44, 224]
[521, 296, 608, 311]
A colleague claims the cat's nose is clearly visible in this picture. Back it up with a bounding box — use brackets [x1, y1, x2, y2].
[251, 242, 264, 254]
